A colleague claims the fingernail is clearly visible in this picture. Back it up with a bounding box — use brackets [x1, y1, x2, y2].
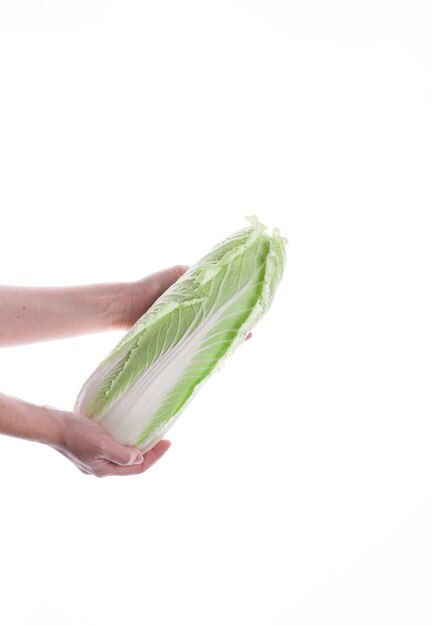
[133, 452, 143, 464]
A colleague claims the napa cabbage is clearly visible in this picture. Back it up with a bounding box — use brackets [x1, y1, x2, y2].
[75, 216, 286, 453]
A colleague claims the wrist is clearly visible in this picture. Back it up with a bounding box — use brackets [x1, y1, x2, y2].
[38, 405, 67, 448]
[0, 393, 67, 447]
[101, 281, 133, 330]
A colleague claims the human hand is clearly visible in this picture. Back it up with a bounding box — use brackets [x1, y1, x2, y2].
[52, 410, 171, 477]
[115, 265, 189, 329]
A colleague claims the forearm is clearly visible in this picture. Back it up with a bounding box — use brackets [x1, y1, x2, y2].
[0, 283, 129, 346]
[0, 392, 62, 446]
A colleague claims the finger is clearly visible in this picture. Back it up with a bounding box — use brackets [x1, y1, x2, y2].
[141, 439, 172, 471]
[106, 440, 172, 476]
[100, 462, 149, 477]
[152, 265, 189, 290]
[175, 265, 189, 277]
[99, 440, 144, 466]
[245, 332, 252, 341]
[143, 265, 189, 309]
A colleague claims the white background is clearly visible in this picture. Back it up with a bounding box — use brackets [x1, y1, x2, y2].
[1, 1, 432, 624]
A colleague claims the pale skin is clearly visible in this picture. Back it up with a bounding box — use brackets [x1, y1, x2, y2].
[0, 266, 252, 477]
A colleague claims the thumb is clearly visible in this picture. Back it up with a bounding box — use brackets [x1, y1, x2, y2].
[103, 441, 143, 466]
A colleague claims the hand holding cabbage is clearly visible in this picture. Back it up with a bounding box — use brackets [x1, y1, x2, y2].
[0, 266, 188, 477]
[0, 217, 285, 477]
